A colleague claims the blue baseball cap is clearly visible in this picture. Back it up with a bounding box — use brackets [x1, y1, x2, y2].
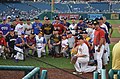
[2, 17, 6, 21]
[10, 28, 14, 31]
[21, 32, 25, 35]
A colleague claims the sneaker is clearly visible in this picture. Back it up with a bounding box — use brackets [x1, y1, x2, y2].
[15, 59, 19, 63]
[73, 72, 78, 75]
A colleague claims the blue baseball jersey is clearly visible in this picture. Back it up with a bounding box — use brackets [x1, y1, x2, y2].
[77, 22, 87, 29]
[0, 23, 11, 35]
[32, 22, 42, 35]
[15, 37, 27, 48]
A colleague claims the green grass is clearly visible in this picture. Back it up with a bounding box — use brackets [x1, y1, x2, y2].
[0, 56, 74, 69]
[108, 20, 120, 25]
[111, 28, 120, 38]
[107, 44, 114, 70]
[0, 44, 114, 70]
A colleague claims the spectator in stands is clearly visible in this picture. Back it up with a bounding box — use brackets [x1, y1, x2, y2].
[15, 18, 25, 35]
[6, 28, 18, 58]
[0, 17, 11, 37]
[35, 31, 46, 58]
[14, 32, 26, 62]
[24, 18, 32, 35]
[69, 17, 77, 35]
[92, 20, 105, 73]
[32, 17, 42, 35]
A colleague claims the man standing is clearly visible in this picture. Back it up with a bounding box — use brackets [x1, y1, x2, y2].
[112, 41, 120, 70]
[24, 18, 32, 35]
[15, 18, 25, 35]
[32, 17, 42, 35]
[0, 17, 11, 36]
[93, 20, 105, 73]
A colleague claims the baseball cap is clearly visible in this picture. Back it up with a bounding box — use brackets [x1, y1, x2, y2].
[54, 28, 59, 31]
[45, 17, 50, 20]
[0, 31, 3, 34]
[26, 18, 31, 21]
[54, 16, 59, 20]
[19, 18, 24, 21]
[2, 17, 6, 21]
[77, 35, 84, 40]
[34, 17, 39, 20]
[21, 32, 25, 35]
[10, 28, 14, 31]
[30, 32, 34, 35]
[92, 20, 99, 25]
[71, 17, 76, 20]
[39, 31, 43, 34]
[79, 16, 83, 20]
[62, 34, 67, 36]
[67, 31, 72, 34]
[98, 17, 103, 20]
[7, 16, 11, 19]
[16, 15, 20, 18]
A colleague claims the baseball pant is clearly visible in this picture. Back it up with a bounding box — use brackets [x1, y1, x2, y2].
[14, 46, 24, 60]
[37, 47, 45, 58]
[74, 57, 89, 72]
[95, 45, 104, 73]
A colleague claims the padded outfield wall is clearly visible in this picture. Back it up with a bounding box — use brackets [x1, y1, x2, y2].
[38, 12, 120, 20]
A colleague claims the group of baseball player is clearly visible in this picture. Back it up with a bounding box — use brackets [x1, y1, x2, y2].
[0, 15, 113, 74]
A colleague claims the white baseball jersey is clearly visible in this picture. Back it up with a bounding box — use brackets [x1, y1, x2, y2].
[15, 24, 25, 35]
[69, 23, 77, 35]
[61, 39, 68, 48]
[35, 35, 46, 48]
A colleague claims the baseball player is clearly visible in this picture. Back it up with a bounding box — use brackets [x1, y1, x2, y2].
[35, 31, 46, 58]
[14, 32, 26, 62]
[73, 35, 96, 74]
[93, 20, 105, 73]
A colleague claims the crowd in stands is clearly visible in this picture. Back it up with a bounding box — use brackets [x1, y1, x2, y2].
[1, 1, 120, 20]
[0, 15, 113, 74]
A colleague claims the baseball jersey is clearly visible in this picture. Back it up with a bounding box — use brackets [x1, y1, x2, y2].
[15, 24, 25, 35]
[24, 23, 32, 35]
[93, 28, 105, 46]
[6, 34, 18, 48]
[32, 22, 42, 35]
[35, 35, 46, 48]
[41, 24, 54, 35]
[0, 36, 7, 46]
[69, 23, 77, 35]
[61, 39, 68, 48]
[78, 43, 89, 58]
[0, 23, 11, 35]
